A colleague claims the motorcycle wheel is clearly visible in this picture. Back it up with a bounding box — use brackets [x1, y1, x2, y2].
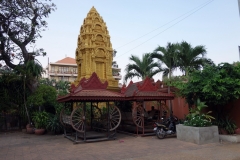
[156, 128, 165, 139]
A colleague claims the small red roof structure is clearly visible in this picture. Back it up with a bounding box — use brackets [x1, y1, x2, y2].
[57, 73, 174, 102]
[121, 77, 174, 101]
[57, 72, 124, 102]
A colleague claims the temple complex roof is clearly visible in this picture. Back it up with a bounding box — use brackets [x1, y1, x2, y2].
[121, 77, 174, 101]
[57, 73, 174, 102]
[57, 72, 124, 102]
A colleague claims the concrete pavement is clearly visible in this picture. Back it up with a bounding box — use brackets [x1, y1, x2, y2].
[0, 131, 240, 160]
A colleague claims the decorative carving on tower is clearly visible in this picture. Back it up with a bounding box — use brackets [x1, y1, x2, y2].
[75, 7, 119, 91]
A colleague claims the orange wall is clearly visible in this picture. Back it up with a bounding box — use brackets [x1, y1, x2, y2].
[223, 99, 240, 128]
[168, 97, 189, 120]
[144, 97, 240, 127]
[144, 98, 189, 120]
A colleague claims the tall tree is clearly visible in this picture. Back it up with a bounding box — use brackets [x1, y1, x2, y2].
[177, 41, 213, 76]
[124, 53, 162, 82]
[151, 42, 179, 115]
[14, 60, 44, 124]
[151, 42, 179, 79]
[0, 0, 56, 68]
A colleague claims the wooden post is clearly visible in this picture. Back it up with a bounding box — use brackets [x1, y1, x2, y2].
[107, 101, 109, 138]
[84, 102, 86, 142]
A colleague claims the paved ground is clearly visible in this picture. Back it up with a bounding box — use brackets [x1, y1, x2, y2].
[0, 131, 240, 160]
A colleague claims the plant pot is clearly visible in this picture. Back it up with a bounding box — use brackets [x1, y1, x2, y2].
[26, 127, 34, 134]
[235, 128, 240, 134]
[176, 124, 219, 145]
[26, 124, 33, 128]
[35, 129, 45, 135]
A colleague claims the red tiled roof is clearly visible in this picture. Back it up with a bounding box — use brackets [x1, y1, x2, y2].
[58, 89, 124, 102]
[55, 57, 76, 64]
[57, 72, 125, 102]
[131, 91, 174, 100]
[122, 77, 174, 101]
[57, 73, 174, 102]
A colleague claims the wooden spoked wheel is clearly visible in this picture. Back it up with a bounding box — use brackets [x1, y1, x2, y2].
[71, 106, 87, 133]
[108, 105, 121, 131]
[60, 107, 72, 128]
[132, 105, 144, 128]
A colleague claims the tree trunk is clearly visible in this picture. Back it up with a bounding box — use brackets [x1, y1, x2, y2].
[168, 68, 173, 117]
[23, 77, 31, 125]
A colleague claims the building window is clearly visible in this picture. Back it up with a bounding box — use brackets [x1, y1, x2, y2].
[73, 67, 77, 74]
[51, 66, 55, 73]
[59, 67, 69, 73]
[63, 67, 69, 73]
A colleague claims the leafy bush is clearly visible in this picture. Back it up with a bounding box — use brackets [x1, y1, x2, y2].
[213, 116, 237, 134]
[46, 114, 63, 134]
[32, 111, 49, 129]
[184, 99, 214, 127]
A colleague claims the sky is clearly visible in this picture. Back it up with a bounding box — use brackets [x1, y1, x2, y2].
[35, 0, 240, 84]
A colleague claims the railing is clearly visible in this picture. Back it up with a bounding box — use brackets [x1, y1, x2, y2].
[49, 71, 78, 74]
[0, 113, 22, 131]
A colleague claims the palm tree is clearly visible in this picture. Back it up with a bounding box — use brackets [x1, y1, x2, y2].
[151, 42, 179, 116]
[124, 53, 162, 82]
[177, 41, 212, 76]
[55, 80, 71, 96]
[151, 42, 179, 80]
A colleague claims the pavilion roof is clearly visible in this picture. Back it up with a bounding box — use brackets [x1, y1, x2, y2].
[121, 77, 174, 101]
[57, 73, 174, 103]
[57, 72, 124, 102]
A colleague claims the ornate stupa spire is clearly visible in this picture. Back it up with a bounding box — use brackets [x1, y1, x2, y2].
[75, 7, 119, 91]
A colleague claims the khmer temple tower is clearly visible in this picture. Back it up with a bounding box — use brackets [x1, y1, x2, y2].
[75, 7, 120, 91]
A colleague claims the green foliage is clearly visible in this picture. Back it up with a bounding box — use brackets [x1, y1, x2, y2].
[184, 99, 214, 127]
[27, 84, 57, 108]
[151, 42, 179, 79]
[124, 53, 162, 82]
[0, 0, 56, 69]
[46, 114, 63, 134]
[39, 79, 70, 96]
[176, 41, 213, 76]
[55, 80, 71, 96]
[32, 111, 49, 129]
[213, 116, 237, 134]
[171, 63, 240, 107]
[0, 73, 24, 112]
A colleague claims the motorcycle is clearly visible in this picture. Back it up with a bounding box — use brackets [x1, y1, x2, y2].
[153, 115, 178, 139]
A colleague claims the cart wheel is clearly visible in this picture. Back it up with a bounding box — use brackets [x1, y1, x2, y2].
[109, 105, 121, 131]
[60, 107, 72, 128]
[71, 106, 86, 133]
[132, 104, 144, 128]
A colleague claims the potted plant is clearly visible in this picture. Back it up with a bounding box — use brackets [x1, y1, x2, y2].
[214, 116, 237, 135]
[224, 117, 237, 134]
[46, 114, 63, 134]
[32, 111, 49, 135]
[176, 99, 219, 144]
[26, 123, 34, 134]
